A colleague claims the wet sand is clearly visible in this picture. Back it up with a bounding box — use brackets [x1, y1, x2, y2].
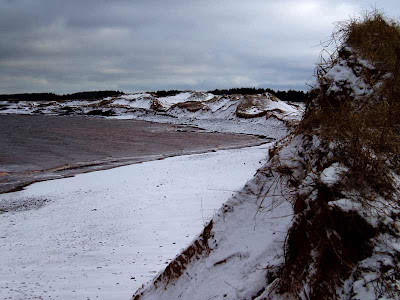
[0, 115, 268, 193]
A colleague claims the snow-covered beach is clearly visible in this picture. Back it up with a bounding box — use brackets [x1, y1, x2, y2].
[3, 2, 400, 299]
[0, 91, 301, 299]
[0, 143, 270, 299]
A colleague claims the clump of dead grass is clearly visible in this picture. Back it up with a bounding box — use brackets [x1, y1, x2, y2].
[300, 11, 400, 196]
[344, 11, 400, 78]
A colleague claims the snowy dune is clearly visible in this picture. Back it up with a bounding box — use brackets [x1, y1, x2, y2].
[0, 91, 303, 137]
[0, 144, 270, 300]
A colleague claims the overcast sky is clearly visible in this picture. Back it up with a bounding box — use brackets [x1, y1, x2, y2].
[0, 0, 399, 94]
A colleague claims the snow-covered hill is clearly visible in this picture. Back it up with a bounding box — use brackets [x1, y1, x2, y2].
[0, 91, 303, 137]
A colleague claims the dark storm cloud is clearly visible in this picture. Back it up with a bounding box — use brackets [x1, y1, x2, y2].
[1, 0, 399, 94]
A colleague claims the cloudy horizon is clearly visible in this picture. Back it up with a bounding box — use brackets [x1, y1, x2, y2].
[1, 0, 399, 94]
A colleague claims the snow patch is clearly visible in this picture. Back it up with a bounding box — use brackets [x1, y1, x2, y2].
[320, 163, 348, 187]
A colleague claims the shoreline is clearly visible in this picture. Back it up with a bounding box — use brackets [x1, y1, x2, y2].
[1, 138, 271, 195]
[0, 114, 272, 195]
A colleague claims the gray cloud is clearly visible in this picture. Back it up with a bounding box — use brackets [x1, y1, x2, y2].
[0, 0, 399, 94]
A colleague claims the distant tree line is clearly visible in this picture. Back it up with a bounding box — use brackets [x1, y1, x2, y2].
[1, 88, 308, 102]
[208, 87, 308, 102]
[274, 89, 308, 103]
[0, 91, 124, 102]
[151, 90, 182, 97]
